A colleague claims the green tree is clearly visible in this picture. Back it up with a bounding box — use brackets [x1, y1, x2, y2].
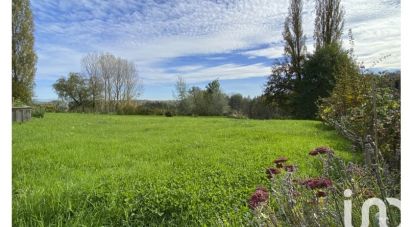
[87, 74, 103, 111]
[205, 80, 220, 94]
[228, 93, 243, 112]
[185, 80, 228, 116]
[264, 0, 305, 116]
[12, 0, 37, 103]
[247, 96, 279, 119]
[283, 0, 306, 80]
[82, 53, 103, 112]
[264, 64, 296, 115]
[297, 43, 358, 118]
[53, 73, 91, 112]
[314, 0, 345, 49]
[174, 76, 190, 115]
[204, 80, 228, 115]
[187, 86, 205, 115]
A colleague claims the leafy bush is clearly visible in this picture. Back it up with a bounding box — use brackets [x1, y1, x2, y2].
[319, 72, 400, 169]
[116, 102, 139, 115]
[227, 111, 247, 119]
[53, 100, 69, 112]
[135, 101, 176, 116]
[13, 99, 27, 107]
[135, 107, 165, 115]
[296, 43, 359, 119]
[42, 104, 57, 112]
[249, 147, 400, 226]
[246, 96, 283, 119]
[32, 107, 45, 118]
[165, 111, 174, 117]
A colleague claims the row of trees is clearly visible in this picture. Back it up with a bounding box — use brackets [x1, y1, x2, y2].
[53, 53, 142, 112]
[50, 65, 279, 119]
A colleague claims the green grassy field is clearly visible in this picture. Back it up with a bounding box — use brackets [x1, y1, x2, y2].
[12, 113, 359, 226]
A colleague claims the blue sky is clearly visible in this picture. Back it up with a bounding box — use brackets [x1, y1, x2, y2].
[31, 0, 400, 101]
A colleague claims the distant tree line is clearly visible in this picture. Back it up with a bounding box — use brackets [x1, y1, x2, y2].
[172, 77, 281, 119]
[94, 76, 279, 119]
[52, 53, 142, 112]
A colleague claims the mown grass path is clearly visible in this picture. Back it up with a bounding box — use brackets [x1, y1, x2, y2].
[13, 113, 358, 226]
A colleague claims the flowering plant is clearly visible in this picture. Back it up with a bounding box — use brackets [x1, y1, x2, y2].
[248, 147, 400, 226]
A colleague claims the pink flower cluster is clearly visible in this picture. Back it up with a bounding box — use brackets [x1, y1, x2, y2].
[249, 147, 336, 210]
[301, 178, 333, 190]
[309, 146, 334, 156]
[248, 187, 269, 209]
[266, 157, 296, 179]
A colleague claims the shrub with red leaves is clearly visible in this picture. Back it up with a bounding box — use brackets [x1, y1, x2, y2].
[309, 147, 334, 156]
[309, 150, 319, 156]
[316, 147, 333, 154]
[302, 178, 333, 189]
[248, 187, 269, 209]
[266, 168, 281, 178]
[316, 191, 327, 197]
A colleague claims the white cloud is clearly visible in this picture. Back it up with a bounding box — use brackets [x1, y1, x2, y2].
[241, 46, 284, 59]
[139, 62, 271, 85]
[173, 65, 205, 72]
[35, 44, 85, 80]
[343, 1, 400, 68]
[183, 63, 271, 82]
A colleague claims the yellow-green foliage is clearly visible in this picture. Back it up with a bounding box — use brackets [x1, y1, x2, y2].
[319, 73, 400, 168]
[319, 67, 367, 120]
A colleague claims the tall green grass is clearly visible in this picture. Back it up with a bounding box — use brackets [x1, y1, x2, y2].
[12, 113, 358, 226]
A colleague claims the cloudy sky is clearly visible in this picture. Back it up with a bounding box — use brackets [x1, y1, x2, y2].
[31, 0, 400, 101]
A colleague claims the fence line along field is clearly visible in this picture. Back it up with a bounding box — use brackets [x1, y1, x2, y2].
[12, 113, 357, 226]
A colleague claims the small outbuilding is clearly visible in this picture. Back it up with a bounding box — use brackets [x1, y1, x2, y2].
[12, 106, 32, 122]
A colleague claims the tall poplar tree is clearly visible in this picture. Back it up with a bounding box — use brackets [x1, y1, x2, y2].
[314, 0, 345, 49]
[264, 0, 306, 115]
[283, 0, 306, 80]
[12, 0, 37, 104]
